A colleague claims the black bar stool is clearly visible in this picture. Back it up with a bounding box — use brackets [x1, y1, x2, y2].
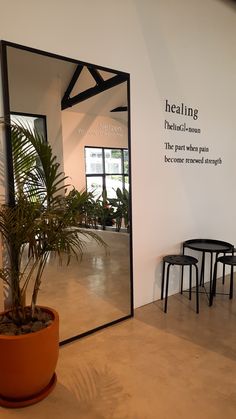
[161, 255, 199, 313]
[222, 247, 236, 284]
[210, 255, 236, 306]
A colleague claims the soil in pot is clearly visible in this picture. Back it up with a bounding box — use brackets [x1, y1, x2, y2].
[0, 306, 53, 336]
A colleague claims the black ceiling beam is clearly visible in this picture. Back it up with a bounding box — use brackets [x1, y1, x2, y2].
[110, 106, 128, 112]
[88, 67, 104, 85]
[61, 64, 84, 107]
[61, 74, 127, 110]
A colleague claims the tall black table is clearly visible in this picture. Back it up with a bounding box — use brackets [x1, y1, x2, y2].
[183, 239, 234, 302]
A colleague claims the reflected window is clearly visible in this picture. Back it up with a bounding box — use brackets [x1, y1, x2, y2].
[105, 149, 122, 174]
[85, 147, 129, 198]
[10, 112, 47, 142]
[10, 112, 47, 199]
[86, 176, 103, 199]
[85, 147, 103, 174]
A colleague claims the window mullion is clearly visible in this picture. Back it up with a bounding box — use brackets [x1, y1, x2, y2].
[102, 148, 106, 193]
[121, 149, 125, 191]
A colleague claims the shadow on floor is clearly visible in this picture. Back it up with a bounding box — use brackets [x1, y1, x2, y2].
[1, 363, 137, 419]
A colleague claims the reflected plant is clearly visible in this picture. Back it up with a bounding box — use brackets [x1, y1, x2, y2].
[0, 121, 106, 323]
[108, 188, 129, 232]
[95, 189, 114, 230]
[65, 187, 130, 233]
[66, 188, 96, 227]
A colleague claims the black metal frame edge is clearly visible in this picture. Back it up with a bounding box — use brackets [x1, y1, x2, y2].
[0, 39, 134, 343]
[60, 314, 133, 346]
[127, 75, 134, 316]
[85, 145, 128, 150]
[1, 40, 129, 76]
[11, 110, 47, 119]
[0, 41, 15, 206]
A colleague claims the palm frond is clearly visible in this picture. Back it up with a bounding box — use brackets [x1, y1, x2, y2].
[0, 120, 107, 317]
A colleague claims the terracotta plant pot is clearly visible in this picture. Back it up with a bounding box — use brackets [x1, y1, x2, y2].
[0, 306, 59, 408]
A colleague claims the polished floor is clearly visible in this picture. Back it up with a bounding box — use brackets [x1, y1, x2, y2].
[1, 277, 236, 418]
[0, 230, 131, 341]
[35, 229, 131, 341]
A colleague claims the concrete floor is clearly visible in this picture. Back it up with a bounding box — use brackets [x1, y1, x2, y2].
[2, 278, 236, 418]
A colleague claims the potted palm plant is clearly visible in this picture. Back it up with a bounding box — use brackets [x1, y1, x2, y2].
[0, 121, 105, 408]
[109, 188, 130, 232]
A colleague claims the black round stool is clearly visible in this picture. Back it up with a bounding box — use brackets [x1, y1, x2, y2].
[161, 255, 199, 313]
[210, 255, 236, 306]
[222, 247, 236, 284]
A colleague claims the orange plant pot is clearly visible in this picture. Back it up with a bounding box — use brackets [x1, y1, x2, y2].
[0, 306, 59, 408]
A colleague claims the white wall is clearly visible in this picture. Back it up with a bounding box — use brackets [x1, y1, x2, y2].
[0, 0, 236, 308]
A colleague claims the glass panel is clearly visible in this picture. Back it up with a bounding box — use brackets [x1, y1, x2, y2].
[106, 175, 123, 198]
[5, 44, 131, 343]
[86, 176, 103, 199]
[85, 148, 103, 174]
[124, 176, 129, 191]
[11, 114, 47, 141]
[123, 149, 129, 174]
[105, 149, 122, 174]
[10, 114, 47, 200]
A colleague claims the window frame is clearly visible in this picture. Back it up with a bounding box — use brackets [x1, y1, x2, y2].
[85, 145, 129, 197]
[10, 112, 48, 143]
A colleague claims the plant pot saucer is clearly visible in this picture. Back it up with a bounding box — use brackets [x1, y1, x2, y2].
[0, 373, 57, 408]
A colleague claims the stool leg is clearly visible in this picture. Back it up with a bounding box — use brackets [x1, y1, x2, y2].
[210, 252, 213, 288]
[222, 252, 226, 284]
[195, 264, 199, 314]
[181, 265, 184, 294]
[161, 261, 166, 300]
[164, 263, 171, 313]
[230, 265, 234, 299]
[200, 252, 205, 286]
[189, 265, 192, 300]
[210, 261, 218, 306]
[213, 261, 218, 296]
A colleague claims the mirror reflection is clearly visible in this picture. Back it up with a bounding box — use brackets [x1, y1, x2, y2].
[4, 44, 132, 342]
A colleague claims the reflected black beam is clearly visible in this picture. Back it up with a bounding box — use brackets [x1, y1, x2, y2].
[110, 106, 128, 112]
[61, 64, 83, 107]
[61, 74, 127, 110]
[88, 67, 104, 85]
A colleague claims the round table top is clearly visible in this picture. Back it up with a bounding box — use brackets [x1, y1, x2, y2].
[184, 239, 234, 253]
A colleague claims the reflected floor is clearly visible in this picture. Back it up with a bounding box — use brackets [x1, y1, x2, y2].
[0, 230, 131, 342]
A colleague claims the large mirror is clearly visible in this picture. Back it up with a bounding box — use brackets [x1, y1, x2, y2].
[0, 41, 133, 344]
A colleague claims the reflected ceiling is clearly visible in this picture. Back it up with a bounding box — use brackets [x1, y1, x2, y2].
[7, 47, 128, 119]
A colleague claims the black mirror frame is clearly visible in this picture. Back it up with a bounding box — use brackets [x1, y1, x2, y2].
[0, 40, 134, 346]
